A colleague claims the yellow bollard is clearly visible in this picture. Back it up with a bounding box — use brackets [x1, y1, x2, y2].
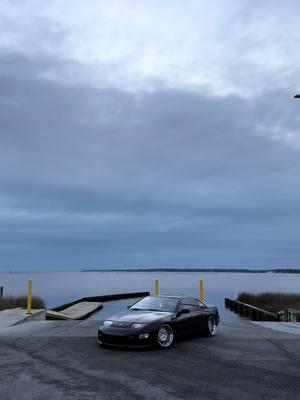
[154, 279, 159, 296]
[199, 279, 204, 302]
[27, 279, 32, 314]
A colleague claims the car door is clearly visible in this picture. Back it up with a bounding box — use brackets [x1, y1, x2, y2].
[194, 298, 211, 331]
[174, 297, 205, 335]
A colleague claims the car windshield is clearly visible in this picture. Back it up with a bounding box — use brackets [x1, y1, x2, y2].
[130, 296, 178, 312]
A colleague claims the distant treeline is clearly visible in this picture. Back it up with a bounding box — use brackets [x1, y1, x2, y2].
[82, 268, 300, 274]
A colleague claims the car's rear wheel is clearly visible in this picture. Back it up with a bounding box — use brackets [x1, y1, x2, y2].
[205, 315, 217, 336]
[157, 324, 174, 348]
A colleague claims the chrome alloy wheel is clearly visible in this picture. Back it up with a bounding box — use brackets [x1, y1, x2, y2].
[207, 315, 217, 336]
[157, 324, 174, 348]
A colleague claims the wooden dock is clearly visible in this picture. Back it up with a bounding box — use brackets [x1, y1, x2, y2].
[225, 298, 277, 321]
[46, 301, 102, 320]
[46, 291, 150, 320]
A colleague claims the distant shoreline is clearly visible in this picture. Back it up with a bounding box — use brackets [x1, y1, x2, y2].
[1, 268, 300, 274]
[81, 268, 300, 274]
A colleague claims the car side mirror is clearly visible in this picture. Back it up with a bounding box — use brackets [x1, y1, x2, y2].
[177, 308, 190, 316]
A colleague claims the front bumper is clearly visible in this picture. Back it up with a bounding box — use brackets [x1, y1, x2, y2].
[98, 328, 155, 348]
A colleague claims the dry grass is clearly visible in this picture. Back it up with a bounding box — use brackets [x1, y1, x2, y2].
[236, 292, 300, 313]
[0, 295, 45, 311]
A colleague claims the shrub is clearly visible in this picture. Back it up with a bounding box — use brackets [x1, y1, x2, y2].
[236, 292, 300, 313]
[0, 295, 46, 311]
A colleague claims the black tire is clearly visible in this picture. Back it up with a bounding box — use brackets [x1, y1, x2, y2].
[205, 315, 217, 336]
[156, 324, 174, 349]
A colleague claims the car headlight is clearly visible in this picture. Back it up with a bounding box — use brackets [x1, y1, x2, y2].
[102, 320, 113, 327]
[131, 323, 146, 329]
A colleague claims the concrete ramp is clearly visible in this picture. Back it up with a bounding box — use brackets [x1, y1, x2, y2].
[0, 308, 46, 328]
[46, 301, 102, 320]
[252, 321, 300, 335]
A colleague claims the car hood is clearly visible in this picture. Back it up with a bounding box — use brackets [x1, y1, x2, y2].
[106, 309, 172, 324]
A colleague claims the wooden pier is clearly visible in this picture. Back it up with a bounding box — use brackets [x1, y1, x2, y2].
[225, 298, 277, 321]
[46, 291, 150, 320]
[46, 301, 102, 320]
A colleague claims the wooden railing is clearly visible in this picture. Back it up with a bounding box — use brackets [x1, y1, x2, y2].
[224, 298, 277, 321]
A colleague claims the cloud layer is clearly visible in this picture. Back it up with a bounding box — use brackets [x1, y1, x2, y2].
[0, 1, 300, 270]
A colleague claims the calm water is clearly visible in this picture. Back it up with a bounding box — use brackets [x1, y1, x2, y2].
[1, 271, 299, 320]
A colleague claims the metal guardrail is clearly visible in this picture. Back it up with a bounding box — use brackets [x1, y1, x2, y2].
[287, 309, 300, 322]
[273, 309, 300, 322]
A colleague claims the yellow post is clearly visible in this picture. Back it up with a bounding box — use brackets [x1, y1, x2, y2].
[199, 279, 204, 302]
[27, 279, 32, 314]
[154, 279, 159, 295]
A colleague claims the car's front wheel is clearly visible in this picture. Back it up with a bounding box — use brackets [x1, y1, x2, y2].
[156, 324, 174, 349]
[205, 315, 217, 336]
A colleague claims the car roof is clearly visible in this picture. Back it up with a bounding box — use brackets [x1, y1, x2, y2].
[149, 295, 185, 299]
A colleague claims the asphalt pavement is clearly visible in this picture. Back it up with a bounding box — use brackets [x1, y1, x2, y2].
[0, 320, 299, 400]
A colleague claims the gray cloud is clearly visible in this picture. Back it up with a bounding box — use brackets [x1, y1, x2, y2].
[1, 49, 300, 270]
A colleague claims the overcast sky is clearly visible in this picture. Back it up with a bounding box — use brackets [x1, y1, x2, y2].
[1, 1, 300, 271]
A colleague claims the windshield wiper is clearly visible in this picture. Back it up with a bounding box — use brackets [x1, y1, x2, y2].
[129, 307, 142, 311]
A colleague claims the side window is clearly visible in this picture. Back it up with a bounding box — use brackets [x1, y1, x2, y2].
[181, 297, 198, 306]
[180, 298, 199, 312]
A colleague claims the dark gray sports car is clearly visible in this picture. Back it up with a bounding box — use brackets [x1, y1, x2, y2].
[97, 295, 220, 349]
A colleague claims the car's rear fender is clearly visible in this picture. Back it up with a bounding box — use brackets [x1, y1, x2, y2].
[206, 306, 220, 324]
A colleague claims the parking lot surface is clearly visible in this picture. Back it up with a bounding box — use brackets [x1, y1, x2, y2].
[0, 320, 299, 400]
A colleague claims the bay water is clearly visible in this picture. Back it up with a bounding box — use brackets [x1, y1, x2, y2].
[1, 271, 299, 320]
